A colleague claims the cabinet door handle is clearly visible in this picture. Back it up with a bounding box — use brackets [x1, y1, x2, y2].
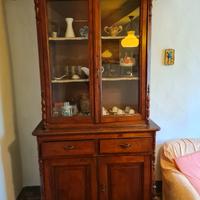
[119, 143, 132, 149]
[97, 67, 104, 78]
[63, 145, 75, 150]
[100, 184, 106, 192]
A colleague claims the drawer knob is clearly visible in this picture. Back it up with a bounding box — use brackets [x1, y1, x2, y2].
[119, 143, 132, 149]
[100, 184, 106, 192]
[64, 145, 75, 150]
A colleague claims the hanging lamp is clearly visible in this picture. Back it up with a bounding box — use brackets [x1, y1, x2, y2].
[121, 16, 139, 48]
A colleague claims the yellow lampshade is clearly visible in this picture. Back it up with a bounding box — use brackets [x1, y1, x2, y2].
[121, 31, 139, 48]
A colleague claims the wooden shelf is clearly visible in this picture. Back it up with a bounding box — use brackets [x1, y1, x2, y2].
[74, 19, 88, 23]
[102, 77, 139, 81]
[49, 36, 125, 41]
[52, 79, 89, 83]
[51, 77, 138, 83]
[49, 37, 88, 41]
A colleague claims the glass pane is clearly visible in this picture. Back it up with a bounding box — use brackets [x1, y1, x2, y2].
[100, 0, 140, 117]
[47, 0, 91, 118]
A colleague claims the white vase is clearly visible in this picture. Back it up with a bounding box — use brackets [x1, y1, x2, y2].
[65, 18, 75, 38]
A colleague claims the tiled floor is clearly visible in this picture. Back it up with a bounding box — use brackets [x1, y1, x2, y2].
[17, 186, 41, 200]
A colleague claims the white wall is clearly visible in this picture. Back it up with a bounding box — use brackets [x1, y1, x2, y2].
[4, 0, 200, 186]
[151, 0, 200, 177]
[0, 0, 22, 198]
[4, 0, 41, 185]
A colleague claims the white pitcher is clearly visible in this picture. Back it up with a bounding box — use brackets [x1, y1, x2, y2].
[65, 18, 75, 38]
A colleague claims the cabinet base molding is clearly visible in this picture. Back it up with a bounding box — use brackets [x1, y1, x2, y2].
[17, 186, 41, 200]
[16, 182, 162, 200]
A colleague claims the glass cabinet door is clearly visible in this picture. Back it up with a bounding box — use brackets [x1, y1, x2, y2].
[100, 0, 140, 119]
[47, 0, 92, 119]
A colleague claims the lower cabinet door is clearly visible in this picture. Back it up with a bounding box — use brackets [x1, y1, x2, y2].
[98, 156, 151, 200]
[43, 158, 97, 200]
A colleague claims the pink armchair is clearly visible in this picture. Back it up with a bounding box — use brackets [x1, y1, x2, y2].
[160, 139, 200, 200]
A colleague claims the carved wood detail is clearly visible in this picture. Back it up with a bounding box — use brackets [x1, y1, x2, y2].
[146, 84, 150, 120]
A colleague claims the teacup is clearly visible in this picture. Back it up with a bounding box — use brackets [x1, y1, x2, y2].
[129, 109, 135, 115]
[125, 106, 131, 113]
[112, 106, 118, 113]
[117, 109, 124, 115]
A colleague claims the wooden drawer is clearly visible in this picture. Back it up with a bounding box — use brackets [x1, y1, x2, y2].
[41, 140, 96, 157]
[100, 138, 153, 154]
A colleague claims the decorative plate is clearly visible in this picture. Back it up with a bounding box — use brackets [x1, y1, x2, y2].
[79, 26, 89, 38]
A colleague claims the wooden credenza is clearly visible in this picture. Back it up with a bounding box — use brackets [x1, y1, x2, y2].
[34, 122, 158, 200]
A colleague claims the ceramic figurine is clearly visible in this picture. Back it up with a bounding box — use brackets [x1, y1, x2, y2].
[125, 106, 131, 113]
[102, 107, 109, 116]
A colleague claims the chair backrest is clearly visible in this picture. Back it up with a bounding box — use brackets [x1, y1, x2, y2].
[161, 138, 200, 171]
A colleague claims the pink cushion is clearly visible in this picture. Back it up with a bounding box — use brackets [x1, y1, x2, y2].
[175, 151, 200, 195]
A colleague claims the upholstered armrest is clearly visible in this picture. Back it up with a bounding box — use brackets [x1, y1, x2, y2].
[162, 169, 200, 200]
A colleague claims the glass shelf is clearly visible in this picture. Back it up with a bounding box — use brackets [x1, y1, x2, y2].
[101, 36, 125, 40]
[101, 36, 139, 40]
[74, 19, 88, 23]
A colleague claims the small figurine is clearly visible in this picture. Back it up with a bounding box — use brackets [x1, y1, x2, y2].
[102, 107, 109, 116]
[125, 106, 131, 113]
